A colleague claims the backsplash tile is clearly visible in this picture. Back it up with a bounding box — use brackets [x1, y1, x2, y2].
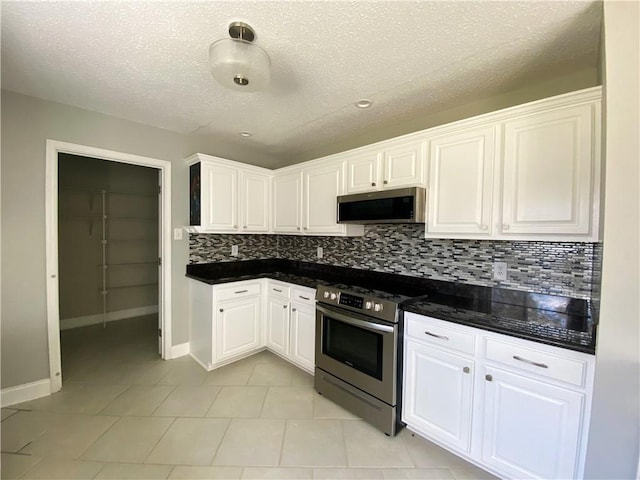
[190, 225, 597, 299]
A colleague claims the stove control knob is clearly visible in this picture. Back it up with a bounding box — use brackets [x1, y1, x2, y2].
[330, 292, 337, 300]
[364, 301, 373, 310]
[373, 303, 383, 312]
[323, 291, 330, 299]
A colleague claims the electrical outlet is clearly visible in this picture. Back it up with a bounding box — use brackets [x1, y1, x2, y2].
[317, 247, 323, 259]
[493, 262, 507, 281]
[231, 245, 239, 257]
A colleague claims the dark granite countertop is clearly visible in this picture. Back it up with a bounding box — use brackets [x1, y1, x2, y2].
[186, 259, 596, 354]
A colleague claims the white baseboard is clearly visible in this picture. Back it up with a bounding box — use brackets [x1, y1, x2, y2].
[1, 378, 51, 407]
[170, 342, 190, 359]
[60, 305, 159, 330]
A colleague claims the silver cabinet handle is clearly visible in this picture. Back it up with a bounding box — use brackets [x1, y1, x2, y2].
[283, 305, 287, 309]
[235, 290, 248, 294]
[463, 366, 470, 374]
[513, 355, 548, 369]
[219, 308, 224, 313]
[304, 227, 308, 230]
[485, 374, 493, 381]
[371, 182, 376, 187]
[383, 180, 388, 184]
[299, 295, 310, 301]
[273, 288, 282, 292]
[292, 308, 297, 312]
[424, 331, 449, 340]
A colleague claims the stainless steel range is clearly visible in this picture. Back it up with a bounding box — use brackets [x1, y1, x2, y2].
[314, 284, 407, 436]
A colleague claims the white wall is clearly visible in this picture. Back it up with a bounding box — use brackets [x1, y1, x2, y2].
[0, 91, 280, 389]
[584, 2, 640, 478]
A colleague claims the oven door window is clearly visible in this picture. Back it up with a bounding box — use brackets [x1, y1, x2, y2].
[322, 316, 383, 380]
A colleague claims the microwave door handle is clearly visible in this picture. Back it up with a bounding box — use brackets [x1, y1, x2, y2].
[316, 305, 394, 333]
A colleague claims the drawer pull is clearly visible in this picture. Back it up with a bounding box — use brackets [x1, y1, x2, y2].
[273, 288, 282, 292]
[463, 366, 470, 374]
[283, 305, 287, 309]
[292, 308, 297, 312]
[424, 330, 449, 340]
[299, 295, 311, 301]
[485, 374, 493, 382]
[371, 182, 376, 187]
[513, 355, 549, 369]
[219, 308, 224, 313]
[234, 290, 249, 294]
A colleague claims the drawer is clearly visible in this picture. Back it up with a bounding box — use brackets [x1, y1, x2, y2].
[291, 286, 316, 306]
[484, 338, 588, 387]
[215, 282, 262, 302]
[268, 281, 291, 299]
[405, 314, 475, 355]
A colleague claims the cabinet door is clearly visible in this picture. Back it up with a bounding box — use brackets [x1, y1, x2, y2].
[266, 296, 290, 357]
[241, 171, 270, 232]
[346, 150, 382, 193]
[501, 104, 595, 235]
[201, 162, 238, 231]
[290, 303, 315, 373]
[188, 279, 214, 370]
[303, 162, 344, 234]
[427, 127, 496, 235]
[403, 340, 474, 453]
[481, 366, 584, 479]
[382, 140, 427, 189]
[215, 296, 261, 363]
[272, 172, 302, 233]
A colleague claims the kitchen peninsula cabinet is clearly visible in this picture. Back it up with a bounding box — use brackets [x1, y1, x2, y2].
[403, 312, 595, 480]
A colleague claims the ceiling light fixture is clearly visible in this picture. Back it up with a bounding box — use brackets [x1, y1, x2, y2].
[355, 99, 373, 109]
[209, 22, 271, 92]
[239, 131, 252, 137]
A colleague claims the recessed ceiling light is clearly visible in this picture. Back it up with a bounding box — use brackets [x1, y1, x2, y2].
[239, 131, 252, 137]
[355, 99, 373, 109]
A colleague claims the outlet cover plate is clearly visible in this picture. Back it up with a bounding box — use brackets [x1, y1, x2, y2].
[493, 262, 507, 281]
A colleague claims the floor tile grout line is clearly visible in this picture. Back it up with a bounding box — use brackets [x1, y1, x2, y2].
[75, 412, 121, 461]
[339, 418, 350, 468]
[208, 417, 233, 467]
[141, 416, 178, 465]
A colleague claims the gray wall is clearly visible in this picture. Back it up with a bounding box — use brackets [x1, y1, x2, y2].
[584, 2, 640, 478]
[0, 91, 277, 389]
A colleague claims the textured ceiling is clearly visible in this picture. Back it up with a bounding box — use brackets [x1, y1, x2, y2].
[1, 1, 602, 165]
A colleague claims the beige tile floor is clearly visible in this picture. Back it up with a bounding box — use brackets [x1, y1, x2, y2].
[1, 315, 499, 480]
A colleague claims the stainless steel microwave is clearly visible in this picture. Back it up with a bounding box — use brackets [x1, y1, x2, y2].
[337, 187, 426, 224]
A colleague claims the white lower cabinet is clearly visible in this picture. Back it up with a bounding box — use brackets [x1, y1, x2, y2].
[215, 296, 261, 363]
[403, 312, 595, 480]
[266, 296, 290, 357]
[289, 301, 315, 373]
[481, 366, 585, 479]
[403, 339, 474, 453]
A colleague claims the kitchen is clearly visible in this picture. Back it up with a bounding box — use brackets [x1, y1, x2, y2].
[1, 2, 638, 479]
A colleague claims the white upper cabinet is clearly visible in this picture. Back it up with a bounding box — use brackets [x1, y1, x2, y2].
[303, 161, 344, 234]
[240, 171, 270, 232]
[188, 154, 271, 234]
[345, 140, 427, 194]
[501, 104, 597, 236]
[272, 171, 303, 233]
[426, 126, 497, 236]
[201, 162, 238, 231]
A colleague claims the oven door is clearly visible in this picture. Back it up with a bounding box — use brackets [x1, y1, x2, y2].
[315, 303, 398, 405]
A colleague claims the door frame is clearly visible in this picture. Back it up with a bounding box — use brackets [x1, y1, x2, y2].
[45, 140, 172, 393]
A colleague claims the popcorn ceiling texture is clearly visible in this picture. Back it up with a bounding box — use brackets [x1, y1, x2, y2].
[190, 225, 598, 299]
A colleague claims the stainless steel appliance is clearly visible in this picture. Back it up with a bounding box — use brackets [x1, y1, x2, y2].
[336, 187, 426, 224]
[315, 284, 406, 436]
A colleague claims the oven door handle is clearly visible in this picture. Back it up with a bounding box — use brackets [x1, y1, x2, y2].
[316, 304, 394, 333]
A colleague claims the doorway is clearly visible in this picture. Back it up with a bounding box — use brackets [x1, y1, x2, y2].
[45, 140, 172, 393]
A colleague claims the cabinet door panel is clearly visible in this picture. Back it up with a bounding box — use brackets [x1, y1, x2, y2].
[346, 151, 382, 193]
[267, 296, 290, 356]
[290, 304, 315, 373]
[215, 297, 261, 362]
[201, 163, 238, 231]
[303, 163, 344, 234]
[481, 366, 584, 479]
[427, 127, 495, 235]
[272, 172, 302, 233]
[242, 171, 270, 232]
[383, 141, 426, 189]
[502, 104, 594, 235]
[403, 340, 473, 452]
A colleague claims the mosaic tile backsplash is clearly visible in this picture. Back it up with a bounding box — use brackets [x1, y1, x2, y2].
[190, 225, 598, 300]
